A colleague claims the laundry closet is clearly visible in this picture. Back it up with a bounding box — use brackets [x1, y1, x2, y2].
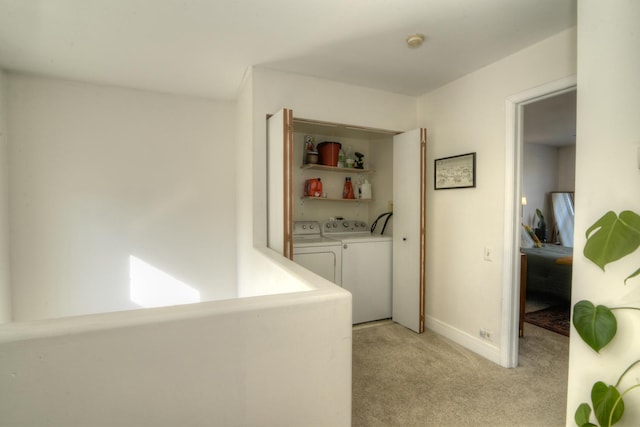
[267, 109, 426, 332]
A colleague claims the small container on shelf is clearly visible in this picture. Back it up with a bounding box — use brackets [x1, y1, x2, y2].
[343, 177, 355, 199]
[317, 141, 341, 167]
[305, 152, 319, 164]
[303, 135, 318, 164]
[304, 178, 323, 197]
[337, 148, 346, 168]
[345, 146, 355, 168]
[360, 179, 372, 199]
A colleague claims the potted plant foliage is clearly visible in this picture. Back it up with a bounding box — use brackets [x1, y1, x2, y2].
[535, 208, 547, 243]
[573, 210, 640, 427]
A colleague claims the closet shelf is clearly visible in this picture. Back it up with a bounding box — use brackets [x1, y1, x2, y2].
[301, 164, 375, 173]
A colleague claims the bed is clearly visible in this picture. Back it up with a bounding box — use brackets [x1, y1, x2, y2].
[520, 244, 573, 303]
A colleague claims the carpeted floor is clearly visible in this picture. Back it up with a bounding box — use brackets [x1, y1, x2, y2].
[524, 305, 570, 336]
[352, 321, 569, 427]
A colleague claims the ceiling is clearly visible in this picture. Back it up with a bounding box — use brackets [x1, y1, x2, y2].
[0, 0, 576, 101]
[524, 90, 577, 147]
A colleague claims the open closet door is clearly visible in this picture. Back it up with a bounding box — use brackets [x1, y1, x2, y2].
[267, 109, 294, 259]
[392, 128, 427, 333]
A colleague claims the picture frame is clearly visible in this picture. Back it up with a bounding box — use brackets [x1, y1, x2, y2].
[434, 152, 476, 190]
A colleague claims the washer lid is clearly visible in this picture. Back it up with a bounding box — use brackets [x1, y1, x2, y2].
[293, 236, 341, 248]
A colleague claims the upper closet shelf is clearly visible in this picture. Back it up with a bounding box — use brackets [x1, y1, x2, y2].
[300, 164, 375, 173]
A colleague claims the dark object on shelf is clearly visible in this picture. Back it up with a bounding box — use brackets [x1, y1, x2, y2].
[354, 152, 364, 169]
[317, 141, 341, 167]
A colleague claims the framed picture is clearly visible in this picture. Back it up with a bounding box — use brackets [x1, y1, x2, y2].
[434, 152, 476, 190]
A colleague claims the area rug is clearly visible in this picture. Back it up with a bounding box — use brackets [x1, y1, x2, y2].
[524, 305, 570, 337]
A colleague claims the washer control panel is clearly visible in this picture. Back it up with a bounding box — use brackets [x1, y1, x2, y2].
[321, 219, 370, 236]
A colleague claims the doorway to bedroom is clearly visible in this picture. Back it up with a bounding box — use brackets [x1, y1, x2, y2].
[503, 77, 576, 369]
[520, 89, 576, 340]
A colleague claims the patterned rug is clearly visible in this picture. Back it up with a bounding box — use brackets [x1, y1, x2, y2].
[524, 305, 570, 337]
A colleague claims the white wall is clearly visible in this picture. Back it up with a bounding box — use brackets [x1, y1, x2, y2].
[416, 28, 576, 363]
[0, 71, 10, 322]
[3, 68, 352, 427]
[7, 74, 237, 321]
[568, 1, 640, 425]
[0, 258, 352, 427]
[557, 144, 576, 191]
[522, 143, 576, 235]
[522, 143, 559, 229]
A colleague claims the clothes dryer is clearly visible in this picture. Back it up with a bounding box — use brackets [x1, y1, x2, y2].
[292, 221, 342, 285]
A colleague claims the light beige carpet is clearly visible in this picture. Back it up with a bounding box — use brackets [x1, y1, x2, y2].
[352, 321, 569, 427]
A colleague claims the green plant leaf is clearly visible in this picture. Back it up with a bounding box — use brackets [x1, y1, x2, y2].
[584, 211, 640, 271]
[624, 267, 640, 285]
[573, 300, 617, 352]
[592, 381, 624, 427]
[575, 402, 597, 426]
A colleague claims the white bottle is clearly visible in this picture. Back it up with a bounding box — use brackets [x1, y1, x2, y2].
[337, 148, 346, 168]
[360, 179, 372, 199]
[345, 146, 354, 168]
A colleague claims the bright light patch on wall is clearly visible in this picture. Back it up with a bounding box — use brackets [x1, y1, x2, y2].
[129, 256, 200, 308]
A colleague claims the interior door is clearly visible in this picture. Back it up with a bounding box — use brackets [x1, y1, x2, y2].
[393, 128, 427, 333]
[266, 109, 294, 259]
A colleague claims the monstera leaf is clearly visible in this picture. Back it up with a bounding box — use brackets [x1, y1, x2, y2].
[575, 403, 597, 427]
[592, 382, 624, 427]
[573, 300, 617, 353]
[584, 211, 640, 271]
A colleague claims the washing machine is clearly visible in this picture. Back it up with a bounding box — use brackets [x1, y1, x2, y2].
[321, 219, 392, 324]
[292, 221, 342, 285]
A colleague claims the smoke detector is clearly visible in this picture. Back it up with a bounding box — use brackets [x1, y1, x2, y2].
[406, 33, 425, 48]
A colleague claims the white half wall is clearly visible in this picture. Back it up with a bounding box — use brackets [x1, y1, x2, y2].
[567, 1, 640, 425]
[0, 262, 352, 427]
[0, 70, 10, 322]
[417, 28, 576, 364]
[7, 74, 237, 321]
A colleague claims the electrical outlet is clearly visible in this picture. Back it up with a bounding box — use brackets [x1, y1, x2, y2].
[484, 247, 493, 261]
[479, 328, 492, 340]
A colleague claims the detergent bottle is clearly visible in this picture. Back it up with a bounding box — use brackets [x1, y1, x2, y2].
[343, 177, 355, 199]
[360, 179, 372, 199]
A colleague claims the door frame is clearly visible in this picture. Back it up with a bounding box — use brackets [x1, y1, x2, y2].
[501, 76, 576, 368]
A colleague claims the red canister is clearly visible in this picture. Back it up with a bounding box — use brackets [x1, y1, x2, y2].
[304, 179, 323, 197]
[317, 142, 341, 167]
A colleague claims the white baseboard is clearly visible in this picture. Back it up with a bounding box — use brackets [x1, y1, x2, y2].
[425, 315, 503, 366]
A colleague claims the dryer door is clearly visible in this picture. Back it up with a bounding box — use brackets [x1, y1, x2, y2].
[293, 250, 340, 285]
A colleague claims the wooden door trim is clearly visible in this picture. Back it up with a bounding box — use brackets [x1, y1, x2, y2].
[282, 109, 294, 259]
[419, 128, 427, 333]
